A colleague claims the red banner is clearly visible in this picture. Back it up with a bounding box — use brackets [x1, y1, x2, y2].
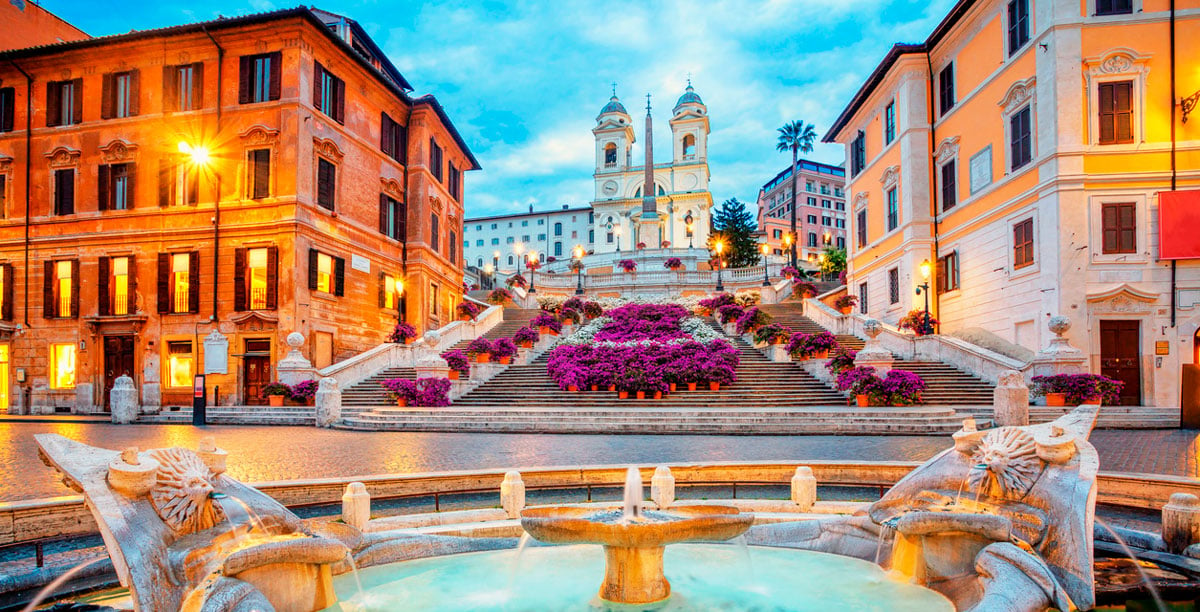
[1159, 190, 1200, 260]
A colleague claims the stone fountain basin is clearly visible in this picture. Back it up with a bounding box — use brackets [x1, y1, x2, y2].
[520, 505, 753, 547]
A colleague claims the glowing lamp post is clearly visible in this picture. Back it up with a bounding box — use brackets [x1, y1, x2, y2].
[483, 263, 495, 291]
[614, 225, 622, 252]
[760, 243, 771, 286]
[527, 252, 538, 294]
[514, 242, 525, 279]
[714, 239, 725, 292]
[915, 258, 933, 335]
[493, 250, 501, 288]
[573, 245, 585, 295]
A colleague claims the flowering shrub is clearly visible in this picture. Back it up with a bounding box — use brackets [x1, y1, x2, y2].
[559, 307, 581, 325]
[593, 304, 691, 342]
[491, 337, 518, 360]
[465, 337, 493, 357]
[387, 322, 418, 343]
[513, 326, 540, 346]
[734, 290, 762, 307]
[838, 270, 847, 284]
[664, 257, 683, 269]
[582, 301, 604, 319]
[531, 311, 563, 333]
[548, 340, 739, 392]
[526, 259, 541, 271]
[753, 323, 792, 345]
[787, 332, 839, 358]
[717, 304, 744, 324]
[546, 256, 558, 263]
[381, 377, 452, 407]
[563, 297, 585, 311]
[834, 294, 858, 311]
[288, 380, 318, 402]
[697, 293, 736, 316]
[835, 366, 878, 396]
[735, 306, 771, 335]
[835, 366, 926, 405]
[825, 348, 858, 376]
[636, 242, 647, 249]
[793, 281, 818, 298]
[1030, 374, 1123, 405]
[261, 382, 290, 398]
[487, 289, 513, 305]
[569, 259, 585, 272]
[662, 240, 670, 248]
[441, 350, 470, 375]
[457, 301, 484, 320]
[781, 265, 802, 279]
[898, 309, 938, 336]
[507, 274, 528, 289]
[618, 259, 638, 272]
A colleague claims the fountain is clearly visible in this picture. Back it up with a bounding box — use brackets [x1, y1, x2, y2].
[519, 467, 753, 604]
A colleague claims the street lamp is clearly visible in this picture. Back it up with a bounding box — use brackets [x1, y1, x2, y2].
[915, 258, 933, 335]
[818, 252, 827, 282]
[760, 243, 771, 286]
[782, 232, 794, 263]
[514, 242, 525, 280]
[178, 141, 210, 166]
[614, 225, 622, 252]
[684, 212, 695, 249]
[527, 251, 538, 293]
[492, 250, 501, 289]
[714, 239, 725, 292]
[573, 244, 585, 295]
[483, 263, 494, 291]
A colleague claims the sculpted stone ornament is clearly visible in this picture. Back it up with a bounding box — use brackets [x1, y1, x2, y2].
[147, 448, 225, 534]
[966, 428, 1041, 500]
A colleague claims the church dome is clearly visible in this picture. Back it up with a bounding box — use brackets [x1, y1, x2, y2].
[674, 85, 704, 111]
[600, 95, 628, 116]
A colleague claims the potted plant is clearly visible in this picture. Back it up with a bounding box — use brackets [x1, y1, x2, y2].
[491, 338, 518, 365]
[466, 337, 493, 363]
[834, 294, 858, 315]
[487, 288, 513, 305]
[754, 323, 792, 346]
[513, 326, 539, 349]
[868, 370, 926, 406]
[569, 259, 585, 272]
[261, 382, 290, 407]
[531, 312, 563, 336]
[386, 322, 418, 344]
[1031, 374, 1123, 406]
[563, 296, 585, 311]
[506, 274, 528, 289]
[781, 265, 803, 280]
[457, 301, 483, 321]
[618, 259, 638, 273]
[559, 307, 582, 325]
[288, 380, 318, 405]
[787, 331, 839, 360]
[662, 240, 671, 248]
[835, 366, 878, 407]
[636, 242, 647, 250]
[735, 306, 770, 335]
[582, 301, 604, 320]
[664, 257, 683, 271]
[825, 348, 858, 376]
[793, 281, 818, 299]
[898, 309, 939, 336]
[441, 349, 470, 380]
[382, 377, 452, 407]
[381, 378, 417, 407]
[717, 304, 744, 325]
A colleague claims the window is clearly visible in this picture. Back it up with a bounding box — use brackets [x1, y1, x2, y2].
[54, 169, 74, 215]
[1013, 218, 1035, 269]
[380, 274, 401, 309]
[836, 218, 846, 228]
[46, 79, 81, 127]
[836, 201, 845, 211]
[239, 52, 281, 104]
[607, 231, 614, 244]
[808, 197, 817, 206]
[1010, 106, 1033, 170]
[166, 253, 193, 314]
[822, 216, 831, 226]
[235, 247, 277, 311]
[101, 70, 139, 119]
[537, 233, 546, 241]
[884, 101, 896, 144]
[1098, 81, 1133, 145]
[316, 158, 336, 210]
[0, 175, 6, 219]
[850, 131, 866, 176]
[537, 219, 544, 225]
[100, 255, 134, 316]
[940, 160, 957, 212]
[308, 250, 345, 296]
[50, 343, 76, 389]
[589, 230, 594, 243]
[475, 239, 483, 247]
[1007, 0, 1030, 56]
[836, 236, 845, 249]
[164, 63, 202, 112]
[886, 188, 899, 231]
[682, 134, 696, 158]
[857, 209, 868, 247]
[807, 232, 817, 247]
[806, 181, 814, 192]
[554, 222, 563, 236]
[99, 163, 132, 211]
[554, 242, 562, 257]
[773, 229, 782, 239]
[429, 138, 444, 181]
[449, 230, 457, 264]
[937, 251, 960, 294]
[448, 164, 462, 201]
[312, 61, 345, 123]
[807, 215, 817, 224]
[431, 214, 440, 251]
[522, 220, 529, 227]
[379, 194, 405, 240]
[380, 112, 407, 164]
[166, 341, 193, 388]
[522, 234, 530, 242]
[248, 149, 270, 200]
[159, 157, 198, 207]
[1096, 0, 1131, 15]
[822, 199, 832, 208]
[0, 87, 15, 132]
[506, 236, 514, 244]
[507, 255, 514, 265]
[604, 143, 617, 167]
[1101, 202, 1136, 254]
[45, 259, 78, 318]
[939, 63, 955, 116]
[888, 267, 900, 304]
[858, 282, 868, 314]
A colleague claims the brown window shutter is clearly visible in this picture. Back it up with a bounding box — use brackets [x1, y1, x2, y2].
[43, 260, 54, 318]
[158, 157, 171, 207]
[268, 51, 282, 101]
[265, 246, 278, 310]
[0, 88, 14, 132]
[380, 113, 392, 156]
[396, 199, 406, 241]
[162, 65, 177, 112]
[98, 256, 110, 316]
[188, 251, 200, 313]
[238, 55, 251, 104]
[1115, 81, 1132, 143]
[191, 62, 204, 109]
[46, 82, 60, 127]
[378, 272, 386, 308]
[233, 247, 247, 311]
[127, 69, 140, 116]
[70, 259, 79, 318]
[334, 256, 345, 297]
[98, 164, 110, 211]
[308, 248, 319, 290]
[71, 79, 82, 124]
[188, 167, 199, 205]
[379, 194, 389, 235]
[312, 61, 323, 109]
[57, 169, 74, 215]
[100, 73, 114, 119]
[1, 264, 12, 322]
[334, 77, 345, 124]
[128, 255, 137, 308]
[251, 149, 270, 199]
[156, 253, 169, 313]
[126, 163, 136, 209]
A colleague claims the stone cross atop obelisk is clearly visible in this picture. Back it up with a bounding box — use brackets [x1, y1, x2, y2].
[639, 93, 662, 248]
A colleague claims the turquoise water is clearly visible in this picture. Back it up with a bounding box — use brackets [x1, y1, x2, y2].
[325, 544, 954, 611]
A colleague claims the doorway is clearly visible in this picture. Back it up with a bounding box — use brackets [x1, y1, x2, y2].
[103, 335, 135, 411]
[243, 338, 272, 406]
[1100, 320, 1141, 406]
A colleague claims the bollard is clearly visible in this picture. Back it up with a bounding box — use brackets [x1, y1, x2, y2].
[342, 482, 371, 531]
[501, 471, 526, 519]
[1162, 493, 1200, 554]
[791, 466, 817, 511]
[651, 466, 676, 509]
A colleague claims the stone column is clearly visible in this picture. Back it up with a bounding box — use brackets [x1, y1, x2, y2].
[500, 471, 526, 519]
[314, 378, 341, 428]
[993, 370, 1030, 426]
[791, 466, 817, 511]
[110, 375, 139, 424]
[767, 344, 790, 363]
[1163, 493, 1200, 554]
[853, 319, 894, 375]
[651, 466, 675, 509]
[342, 482, 371, 531]
[277, 332, 317, 385]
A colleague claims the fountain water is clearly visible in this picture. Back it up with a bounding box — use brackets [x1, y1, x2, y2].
[622, 466, 644, 520]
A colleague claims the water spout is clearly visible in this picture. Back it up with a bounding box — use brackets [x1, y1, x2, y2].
[622, 467, 645, 521]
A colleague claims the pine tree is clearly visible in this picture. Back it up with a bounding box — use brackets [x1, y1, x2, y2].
[710, 198, 760, 268]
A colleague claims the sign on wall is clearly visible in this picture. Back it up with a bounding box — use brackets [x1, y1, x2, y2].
[203, 331, 228, 375]
[351, 254, 371, 273]
[969, 146, 992, 195]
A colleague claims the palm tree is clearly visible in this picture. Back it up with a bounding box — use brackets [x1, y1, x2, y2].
[776, 120, 817, 268]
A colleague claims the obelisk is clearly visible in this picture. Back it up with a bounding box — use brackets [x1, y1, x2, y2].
[638, 94, 662, 249]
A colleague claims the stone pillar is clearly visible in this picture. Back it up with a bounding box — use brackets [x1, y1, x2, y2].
[1162, 493, 1200, 554]
[791, 466, 817, 511]
[415, 355, 451, 379]
[109, 375, 139, 424]
[853, 319, 893, 375]
[314, 378, 341, 428]
[277, 332, 317, 385]
[1027, 316, 1087, 389]
[767, 344, 790, 363]
[651, 466, 675, 510]
[342, 482, 371, 531]
[500, 471, 525, 519]
[993, 370, 1030, 426]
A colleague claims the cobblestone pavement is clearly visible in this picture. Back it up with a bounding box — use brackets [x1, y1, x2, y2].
[0, 423, 1196, 502]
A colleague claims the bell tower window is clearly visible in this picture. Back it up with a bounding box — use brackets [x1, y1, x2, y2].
[604, 143, 617, 168]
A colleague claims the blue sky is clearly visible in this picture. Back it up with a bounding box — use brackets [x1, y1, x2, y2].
[46, 0, 956, 217]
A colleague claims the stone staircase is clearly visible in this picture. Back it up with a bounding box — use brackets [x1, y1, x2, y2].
[139, 405, 317, 425]
[757, 303, 995, 406]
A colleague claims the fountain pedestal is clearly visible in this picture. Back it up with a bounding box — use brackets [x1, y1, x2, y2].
[603, 545, 670, 603]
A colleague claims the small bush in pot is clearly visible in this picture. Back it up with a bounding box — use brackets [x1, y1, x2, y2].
[793, 281, 818, 299]
[582, 301, 604, 319]
[531, 312, 563, 335]
[441, 349, 470, 380]
[465, 337, 494, 363]
[387, 322, 418, 344]
[835, 366, 878, 406]
[618, 259, 638, 272]
[898, 309, 938, 336]
[288, 380, 318, 404]
[834, 294, 858, 314]
[825, 348, 858, 376]
[869, 370, 926, 406]
[562, 296, 585, 311]
[735, 306, 771, 335]
[506, 274, 527, 289]
[513, 326, 540, 348]
[457, 301, 483, 321]
[559, 307, 582, 325]
[487, 288, 513, 305]
[1031, 373, 1123, 406]
[717, 304, 744, 325]
[753, 323, 792, 345]
[490, 338, 518, 364]
[787, 331, 838, 359]
[664, 257, 683, 270]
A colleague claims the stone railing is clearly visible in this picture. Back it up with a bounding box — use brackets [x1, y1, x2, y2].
[530, 263, 788, 296]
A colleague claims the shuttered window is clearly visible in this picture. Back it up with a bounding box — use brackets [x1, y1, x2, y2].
[234, 246, 277, 311]
[938, 63, 955, 116]
[1013, 218, 1035, 269]
[940, 160, 957, 212]
[46, 79, 82, 127]
[0, 263, 12, 321]
[380, 112, 406, 163]
[312, 61, 346, 123]
[99, 255, 135, 316]
[163, 63, 203, 112]
[429, 138, 444, 181]
[883, 101, 896, 144]
[858, 282, 868, 314]
[43, 259, 78, 318]
[448, 164, 462, 201]
[1098, 81, 1133, 145]
[157, 252, 199, 314]
[53, 169, 74, 216]
[98, 163, 133, 211]
[856, 209, 867, 247]
[379, 194, 405, 240]
[0, 87, 14, 133]
[1096, 0, 1132, 15]
[1007, 0, 1030, 57]
[886, 188, 899, 231]
[937, 251, 959, 294]
[431, 214, 440, 252]
[238, 52, 281, 104]
[316, 158, 336, 210]
[850, 131, 866, 176]
[248, 149, 270, 199]
[0, 174, 8, 218]
[1010, 106, 1033, 170]
[1101, 203, 1136, 254]
[307, 249, 345, 296]
[101, 70, 139, 119]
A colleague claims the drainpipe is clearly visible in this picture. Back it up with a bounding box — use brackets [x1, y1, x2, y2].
[9, 60, 31, 327]
[1169, 0, 1177, 328]
[202, 27, 224, 323]
[925, 50, 941, 326]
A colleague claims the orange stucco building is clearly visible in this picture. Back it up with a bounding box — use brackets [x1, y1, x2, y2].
[0, 7, 477, 413]
[0, 1, 88, 52]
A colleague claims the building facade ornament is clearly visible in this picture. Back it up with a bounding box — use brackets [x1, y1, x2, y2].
[241, 124, 281, 145]
[312, 137, 344, 162]
[935, 136, 960, 166]
[998, 76, 1037, 114]
[1084, 47, 1152, 76]
[878, 165, 900, 189]
[380, 177, 404, 199]
[98, 139, 138, 163]
[0, 155, 12, 172]
[44, 146, 81, 168]
[853, 190, 869, 210]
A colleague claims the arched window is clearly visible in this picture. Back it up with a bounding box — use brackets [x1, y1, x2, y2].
[604, 143, 617, 167]
[477, 258, 483, 267]
[658, 185, 666, 196]
[508, 255, 514, 265]
[808, 232, 818, 247]
[682, 134, 696, 158]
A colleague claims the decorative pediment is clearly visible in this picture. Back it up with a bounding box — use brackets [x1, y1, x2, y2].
[853, 190, 869, 209]
[1086, 284, 1159, 314]
[380, 177, 404, 199]
[878, 165, 900, 189]
[44, 146, 81, 168]
[998, 77, 1037, 114]
[228, 310, 279, 330]
[241, 125, 280, 146]
[312, 137, 344, 162]
[935, 136, 960, 166]
[0, 154, 12, 172]
[428, 195, 444, 213]
[593, 117, 630, 131]
[84, 313, 149, 334]
[1084, 48, 1152, 76]
[99, 139, 138, 163]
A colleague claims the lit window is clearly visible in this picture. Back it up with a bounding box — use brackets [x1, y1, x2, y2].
[384, 274, 400, 309]
[317, 253, 333, 293]
[50, 343, 76, 389]
[167, 341, 193, 388]
[112, 256, 130, 316]
[171, 253, 189, 313]
[56, 260, 72, 317]
[248, 248, 268, 310]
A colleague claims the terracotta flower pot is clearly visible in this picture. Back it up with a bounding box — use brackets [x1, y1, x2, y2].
[539, 326, 552, 335]
[708, 382, 720, 391]
[567, 385, 578, 392]
[840, 307, 853, 315]
[499, 356, 512, 365]
[590, 385, 599, 391]
[460, 315, 471, 321]
[448, 370, 460, 380]
[268, 395, 285, 407]
[618, 391, 629, 399]
[476, 354, 490, 363]
[653, 391, 663, 399]
[855, 394, 869, 407]
[670, 265, 682, 271]
[771, 338, 785, 345]
[395, 397, 408, 407]
[814, 350, 829, 359]
[609, 385, 617, 392]
[1045, 392, 1066, 407]
[803, 291, 816, 298]
[687, 382, 698, 391]
[520, 341, 533, 349]
[405, 337, 415, 345]
[669, 383, 677, 392]
[1081, 396, 1102, 406]
[636, 391, 646, 400]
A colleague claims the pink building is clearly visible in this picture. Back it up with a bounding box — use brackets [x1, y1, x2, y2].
[755, 159, 847, 262]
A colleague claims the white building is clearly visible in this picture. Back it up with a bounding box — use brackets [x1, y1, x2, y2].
[463, 205, 594, 277]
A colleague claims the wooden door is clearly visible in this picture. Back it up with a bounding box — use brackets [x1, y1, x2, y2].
[103, 335, 135, 411]
[243, 339, 271, 406]
[1100, 320, 1141, 406]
